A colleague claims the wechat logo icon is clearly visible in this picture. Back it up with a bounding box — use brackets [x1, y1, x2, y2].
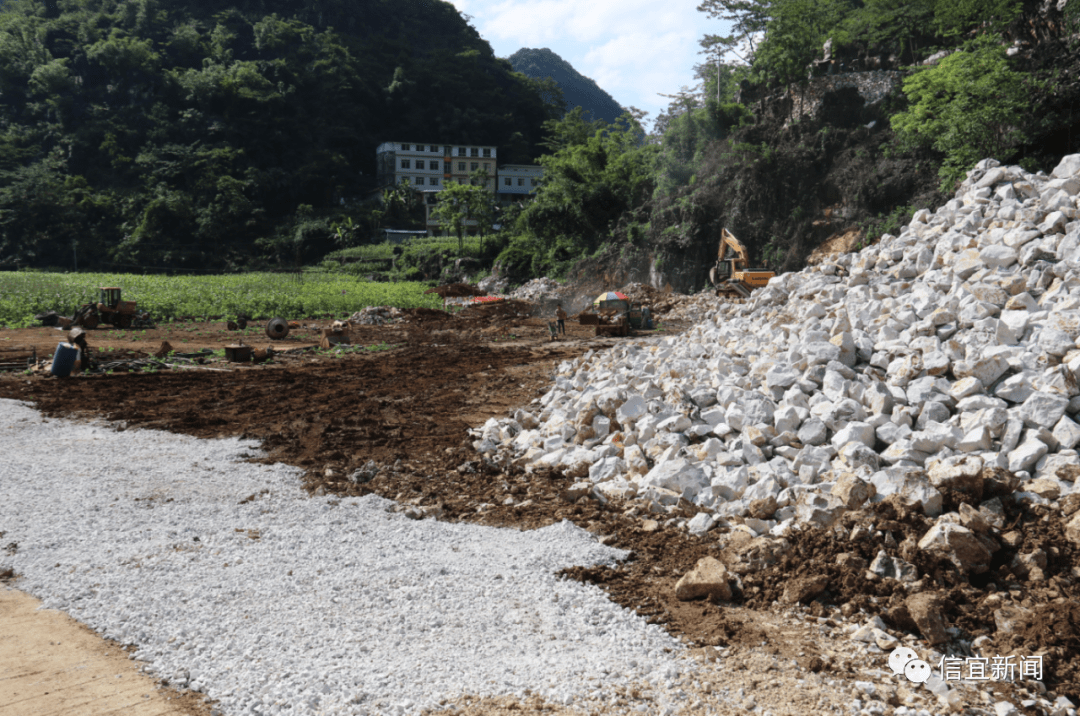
[889, 646, 932, 684]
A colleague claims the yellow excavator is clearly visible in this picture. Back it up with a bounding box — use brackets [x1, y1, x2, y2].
[709, 229, 775, 299]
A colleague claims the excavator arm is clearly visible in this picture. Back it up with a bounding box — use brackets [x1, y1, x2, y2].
[718, 228, 749, 267]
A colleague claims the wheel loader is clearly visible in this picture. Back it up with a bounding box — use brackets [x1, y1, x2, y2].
[71, 288, 153, 329]
[709, 228, 775, 299]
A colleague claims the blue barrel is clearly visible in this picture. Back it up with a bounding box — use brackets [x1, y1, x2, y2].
[51, 342, 79, 378]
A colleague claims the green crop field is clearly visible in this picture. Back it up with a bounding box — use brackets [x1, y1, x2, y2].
[326, 235, 490, 263]
[0, 272, 443, 326]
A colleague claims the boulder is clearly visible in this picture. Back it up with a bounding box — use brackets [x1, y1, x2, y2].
[1017, 391, 1070, 429]
[686, 512, 716, 537]
[906, 592, 950, 645]
[1052, 153, 1080, 178]
[1065, 511, 1080, 547]
[831, 422, 876, 450]
[956, 355, 1010, 386]
[589, 456, 625, 484]
[795, 493, 846, 528]
[830, 332, 856, 368]
[869, 550, 918, 582]
[831, 473, 874, 509]
[616, 395, 647, 424]
[959, 502, 991, 533]
[640, 458, 707, 496]
[723, 536, 791, 574]
[917, 522, 992, 573]
[926, 455, 984, 499]
[748, 495, 779, 519]
[1008, 438, 1048, 474]
[1022, 477, 1061, 500]
[674, 556, 732, 601]
[872, 472, 943, 516]
[994, 606, 1033, 636]
[780, 575, 830, 604]
[980, 244, 1018, 268]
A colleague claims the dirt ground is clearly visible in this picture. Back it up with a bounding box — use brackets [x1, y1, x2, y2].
[0, 588, 212, 716]
[1, 299, 1075, 715]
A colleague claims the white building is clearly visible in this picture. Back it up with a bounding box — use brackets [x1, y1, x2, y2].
[375, 142, 497, 192]
[496, 164, 543, 205]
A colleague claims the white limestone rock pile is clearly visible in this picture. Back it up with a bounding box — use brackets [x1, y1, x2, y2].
[658, 292, 727, 323]
[350, 305, 404, 325]
[476, 155, 1080, 543]
[510, 277, 564, 303]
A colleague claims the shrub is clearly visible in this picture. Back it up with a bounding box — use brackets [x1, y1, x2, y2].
[890, 35, 1040, 190]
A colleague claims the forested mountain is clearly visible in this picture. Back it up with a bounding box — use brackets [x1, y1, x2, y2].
[508, 48, 625, 126]
[489, 0, 1080, 291]
[0, 0, 563, 270]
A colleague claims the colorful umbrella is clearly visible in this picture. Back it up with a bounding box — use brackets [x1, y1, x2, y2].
[593, 291, 628, 305]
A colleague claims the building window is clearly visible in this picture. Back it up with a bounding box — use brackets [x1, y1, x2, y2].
[470, 147, 479, 157]
[457, 162, 465, 171]
[430, 177, 439, 186]
[400, 176, 409, 184]
[401, 159, 410, 169]
[518, 178, 525, 186]
[416, 177, 424, 185]
[430, 145, 438, 152]
[531, 178, 538, 186]
[470, 162, 479, 171]
[504, 178, 512, 186]
[429, 161, 439, 170]
[483, 163, 490, 172]
[401, 143, 409, 150]
[458, 147, 466, 156]
[483, 148, 491, 157]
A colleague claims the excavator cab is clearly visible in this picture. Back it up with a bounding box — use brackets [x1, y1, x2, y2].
[712, 259, 734, 281]
[99, 287, 122, 310]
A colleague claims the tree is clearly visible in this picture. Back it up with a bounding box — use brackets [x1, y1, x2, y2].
[891, 35, 1038, 188]
[381, 180, 424, 228]
[750, 0, 853, 90]
[844, 0, 936, 63]
[520, 111, 658, 257]
[467, 166, 496, 251]
[698, 0, 773, 65]
[431, 180, 489, 253]
[539, 106, 604, 153]
[934, 0, 1022, 38]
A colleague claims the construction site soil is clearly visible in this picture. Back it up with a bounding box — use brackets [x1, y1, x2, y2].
[2, 301, 1079, 713]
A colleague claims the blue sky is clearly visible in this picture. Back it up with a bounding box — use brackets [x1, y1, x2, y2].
[445, 0, 722, 129]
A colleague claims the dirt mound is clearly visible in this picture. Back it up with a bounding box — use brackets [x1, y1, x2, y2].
[805, 228, 866, 265]
[424, 283, 487, 298]
[726, 494, 1080, 699]
[455, 299, 535, 323]
[401, 307, 454, 324]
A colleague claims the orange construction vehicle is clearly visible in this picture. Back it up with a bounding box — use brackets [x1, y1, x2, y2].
[71, 287, 153, 329]
[709, 229, 775, 299]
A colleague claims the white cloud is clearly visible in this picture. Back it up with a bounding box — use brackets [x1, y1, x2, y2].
[445, 0, 721, 125]
[583, 29, 700, 117]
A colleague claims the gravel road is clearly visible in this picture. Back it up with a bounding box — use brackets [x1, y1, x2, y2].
[0, 398, 690, 716]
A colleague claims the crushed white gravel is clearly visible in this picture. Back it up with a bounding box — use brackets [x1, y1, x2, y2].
[0, 398, 691, 716]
